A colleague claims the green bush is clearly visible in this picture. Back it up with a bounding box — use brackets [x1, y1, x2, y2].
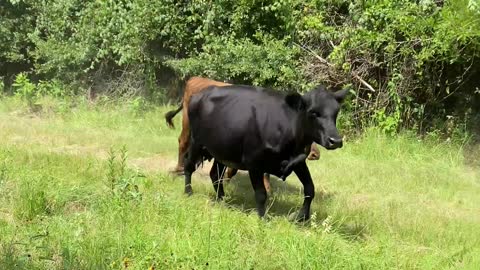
[0, 0, 36, 88]
[167, 35, 308, 90]
[12, 73, 70, 110]
[297, 0, 480, 133]
[12, 73, 37, 107]
[1, 0, 479, 135]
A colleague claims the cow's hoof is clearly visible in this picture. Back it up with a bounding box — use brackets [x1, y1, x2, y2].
[184, 186, 193, 196]
[213, 195, 224, 202]
[170, 166, 185, 175]
[279, 161, 291, 180]
[258, 214, 269, 221]
[170, 171, 184, 176]
[288, 211, 310, 223]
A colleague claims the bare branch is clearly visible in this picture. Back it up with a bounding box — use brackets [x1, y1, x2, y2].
[352, 73, 376, 92]
[329, 40, 335, 49]
[295, 42, 376, 92]
[295, 42, 333, 67]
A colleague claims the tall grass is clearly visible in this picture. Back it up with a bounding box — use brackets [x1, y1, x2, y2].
[0, 96, 479, 269]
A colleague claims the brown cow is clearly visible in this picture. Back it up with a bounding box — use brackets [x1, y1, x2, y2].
[165, 76, 320, 192]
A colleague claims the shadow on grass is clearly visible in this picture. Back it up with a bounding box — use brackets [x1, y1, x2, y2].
[222, 172, 368, 241]
[335, 222, 368, 242]
[170, 170, 368, 241]
[220, 171, 334, 219]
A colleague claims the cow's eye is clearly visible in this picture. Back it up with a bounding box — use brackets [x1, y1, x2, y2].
[310, 111, 320, 117]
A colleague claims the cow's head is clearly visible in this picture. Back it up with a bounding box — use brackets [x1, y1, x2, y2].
[286, 85, 349, 150]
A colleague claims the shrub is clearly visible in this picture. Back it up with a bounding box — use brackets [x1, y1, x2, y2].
[167, 35, 309, 90]
[2, 0, 480, 134]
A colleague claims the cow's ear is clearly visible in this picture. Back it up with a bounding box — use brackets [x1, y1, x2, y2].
[285, 93, 307, 111]
[333, 88, 349, 103]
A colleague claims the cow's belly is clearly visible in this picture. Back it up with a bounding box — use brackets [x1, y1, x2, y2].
[215, 153, 283, 174]
[218, 160, 248, 170]
[196, 133, 246, 166]
[209, 144, 293, 176]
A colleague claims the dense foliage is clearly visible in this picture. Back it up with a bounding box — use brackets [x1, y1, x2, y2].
[1, 0, 479, 134]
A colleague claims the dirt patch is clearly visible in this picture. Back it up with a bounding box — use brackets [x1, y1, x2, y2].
[129, 155, 213, 177]
[350, 193, 371, 206]
[421, 199, 480, 223]
[63, 201, 87, 215]
[0, 211, 15, 225]
[50, 144, 108, 159]
[129, 155, 176, 173]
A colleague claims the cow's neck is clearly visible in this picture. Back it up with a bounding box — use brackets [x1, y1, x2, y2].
[293, 112, 313, 151]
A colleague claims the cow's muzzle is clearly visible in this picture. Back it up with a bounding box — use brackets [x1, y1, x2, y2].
[326, 137, 343, 149]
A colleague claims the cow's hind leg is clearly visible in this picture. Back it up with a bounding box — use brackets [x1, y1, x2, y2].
[183, 140, 202, 196]
[292, 161, 315, 222]
[225, 167, 238, 179]
[175, 109, 191, 174]
[248, 170, 268, 218]
[210, 160, 226, 200]
[263, 174, 271, 194]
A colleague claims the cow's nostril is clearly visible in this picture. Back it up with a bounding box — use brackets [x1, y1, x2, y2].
[328, 137, 342, 146]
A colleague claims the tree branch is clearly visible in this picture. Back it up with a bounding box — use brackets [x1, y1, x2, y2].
[295, 43, 376, 92]
[352, 73, 376, 92]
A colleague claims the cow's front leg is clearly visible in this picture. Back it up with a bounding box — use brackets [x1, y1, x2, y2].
[248, 169, 268, 218]
[293, 161, 315, 221]
[210, 160, 226, 200]
[280, 153, 307, 181]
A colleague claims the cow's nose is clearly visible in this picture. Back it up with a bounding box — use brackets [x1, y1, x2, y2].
[328, 137, 343, 148]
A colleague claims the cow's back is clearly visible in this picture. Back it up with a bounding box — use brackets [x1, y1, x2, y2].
[182, 77, 230, 110]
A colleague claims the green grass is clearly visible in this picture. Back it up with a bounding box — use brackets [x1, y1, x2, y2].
[0, 96, 479, 269]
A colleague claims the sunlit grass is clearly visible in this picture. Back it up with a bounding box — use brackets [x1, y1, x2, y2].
[0, 96, 479, 269]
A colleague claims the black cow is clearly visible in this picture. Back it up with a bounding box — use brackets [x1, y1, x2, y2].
[184, 84, 348, 221]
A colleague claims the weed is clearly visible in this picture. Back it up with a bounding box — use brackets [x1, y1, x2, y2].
[13, 178, 52, 221]
[0, 158, 7, 183]
[13, 73, 37, 109]
[129, 97, 148, 117]
[106, 145, 144, 203]
[0, 240, 31, 270]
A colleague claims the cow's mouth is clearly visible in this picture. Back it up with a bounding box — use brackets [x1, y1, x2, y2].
[325, 144, 341, 150]
[315, 134, 343, 150]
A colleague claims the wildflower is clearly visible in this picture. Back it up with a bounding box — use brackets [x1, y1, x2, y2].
[310, 212, 319, 229]
[322, 216, 333, 234]
[123, 257, 130, 268]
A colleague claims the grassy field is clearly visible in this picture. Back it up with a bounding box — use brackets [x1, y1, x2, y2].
[0, 96, 479, 269]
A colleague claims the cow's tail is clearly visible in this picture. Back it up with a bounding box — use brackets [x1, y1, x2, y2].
[165, 102, 183, 129]
[165, 75, 193, 129]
